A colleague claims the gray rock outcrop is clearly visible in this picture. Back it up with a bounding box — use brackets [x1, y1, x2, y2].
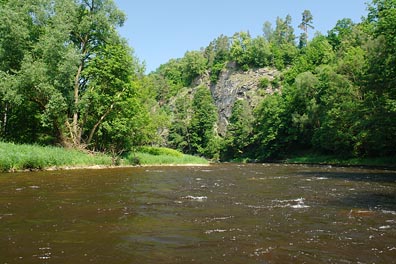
[208, 64, 280, 135]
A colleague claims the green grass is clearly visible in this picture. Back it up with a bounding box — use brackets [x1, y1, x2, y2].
[0, 143, 208, 172]
[0, 142, 112, 172]
[126, 146, 208, 165]
[285, 154, 396, 168]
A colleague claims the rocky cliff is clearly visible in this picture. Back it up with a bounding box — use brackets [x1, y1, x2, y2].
[192, 63, 280, 136]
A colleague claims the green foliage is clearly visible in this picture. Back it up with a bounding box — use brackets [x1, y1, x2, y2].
[156, 59, 185, 93]
[229, 32, 273, 69]
[311, 67, 362, 155]
[168, 94, 193, 153]
[126, 148, 208, 165]
[222, 100, 254, 160]
[204, 35, 230, 82]
[252, 93, 287, 159]
[82, 43, 147, 155]
[1, 0, 395, 166]
[0, 0, 152, 155]
[0, 142, 112, 172]
[204, 34, 230, 67]
[230, 31, 252, 69]
[137, 146, 183, 157]
[258, 77, 270, 89]
[284, 35, 334, 84]
[209, 62, 225, 83]
[272, 15, 296, 45]
[181, 50, 207, 85]
[285, 154, 396, 167]
[327, 18, 355, 49]
[189, 86, 219, 158]
[298, 10, 314, 48]
[126, 152, 209, 165]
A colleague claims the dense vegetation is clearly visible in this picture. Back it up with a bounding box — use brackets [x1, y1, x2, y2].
[152, 0, 396, 162]
[0, 142, 207, 172]
[1, 0, 395, 164]
[0, 0, 167, 157]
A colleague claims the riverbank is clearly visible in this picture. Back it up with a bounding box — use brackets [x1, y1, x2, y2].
[0, 142, 208, 172]
[284, 154, 396, 169]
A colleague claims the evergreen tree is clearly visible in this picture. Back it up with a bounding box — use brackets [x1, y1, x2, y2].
[168, 96, 193, 153]
[298, 10, 314, 48]
[223, 100, 254, 160]
[189, 86, 218, 158]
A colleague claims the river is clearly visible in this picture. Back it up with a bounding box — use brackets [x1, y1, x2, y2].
[1, 164, 396, 263]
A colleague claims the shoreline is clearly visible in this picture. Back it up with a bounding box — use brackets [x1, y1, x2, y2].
[4, 163, 212, 173]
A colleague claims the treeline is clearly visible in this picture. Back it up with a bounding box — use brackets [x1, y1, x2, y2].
[1, 0, 395, 162]
[0, 0, 167, 156]
[151, 0, 396, 161]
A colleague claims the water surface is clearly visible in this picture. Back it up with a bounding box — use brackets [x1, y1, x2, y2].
[1, 164, 396, 263]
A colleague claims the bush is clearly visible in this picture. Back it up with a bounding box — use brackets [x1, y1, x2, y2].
[126, 148, 208, 165]
[258, 77, 270, 89]
[136, 146, 183, 157]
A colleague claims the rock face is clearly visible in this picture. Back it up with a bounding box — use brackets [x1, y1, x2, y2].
[208, 63, 280, 136]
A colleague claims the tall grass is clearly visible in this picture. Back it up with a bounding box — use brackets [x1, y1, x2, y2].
[0, 143, 208, 172]
[126, 146, 208, 165]
[0, 142, 112, 172]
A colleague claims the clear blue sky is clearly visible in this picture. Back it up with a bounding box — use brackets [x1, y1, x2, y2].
[114, 0, 368, 73]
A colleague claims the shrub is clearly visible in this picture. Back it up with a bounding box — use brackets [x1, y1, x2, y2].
[258, 77, 270, 89]
[136, 146, 183, 157]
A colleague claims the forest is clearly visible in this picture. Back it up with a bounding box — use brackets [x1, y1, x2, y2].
[1, 0, 395, 163]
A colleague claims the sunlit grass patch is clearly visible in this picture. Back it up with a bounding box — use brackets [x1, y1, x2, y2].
[126, 147, 208, 165]
[0, 142, 112, 172]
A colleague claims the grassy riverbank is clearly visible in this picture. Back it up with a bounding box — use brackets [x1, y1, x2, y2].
[128, 146, 208, 165]
[0, 142, 208, 172]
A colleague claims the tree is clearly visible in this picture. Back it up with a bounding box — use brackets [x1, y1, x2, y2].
[82, 43, 143, 148]
[327, 18, 355, 49]
[0, 0, 40, 141]
[273, 15, 295, 45]
[230, 31, 252, 70]
[66, 0, 126, 148]
[253, 93, 287, 160]
[284, 35, 334, 84]
[360, 0, 396, 156]
[168, 95, 193, 153]
[204, 35, 230, 82]
[262, 21, 274, 42]
[287, 71, 321, 149]
[269, 15, 298, 70]
[223, 100, 254, 160]
[204, 34, 230, 67]
[0, 0, 152, 153]
[181, 50, 207, 85]
[156, 59, 184, 93]
[189, 86, 218, 158]
[312, 66, 361, 155]
[298, 10, 314, 48]
[248, 36, 272, 68]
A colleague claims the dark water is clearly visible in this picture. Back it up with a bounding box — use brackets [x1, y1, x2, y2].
[1, 164, 396, 263]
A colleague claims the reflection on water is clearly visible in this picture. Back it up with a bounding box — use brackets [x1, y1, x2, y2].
[1, 164, 396, 263]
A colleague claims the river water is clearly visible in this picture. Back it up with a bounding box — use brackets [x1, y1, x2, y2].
[1, 164, 396, 263]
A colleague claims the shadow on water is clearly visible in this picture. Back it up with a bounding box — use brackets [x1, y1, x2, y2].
[302, 170, 396, 183]
[329, 192, 396, 211]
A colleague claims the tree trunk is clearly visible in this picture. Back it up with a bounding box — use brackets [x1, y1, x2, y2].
[70, 34, 89, 148]
[72, 62, 83, 146]
[86, 103, 115, 145]
[2, 103, 8, 137]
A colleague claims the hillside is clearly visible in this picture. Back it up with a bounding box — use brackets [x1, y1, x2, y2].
[179, 63, 280, 136]
[1, 0, 395, 163]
